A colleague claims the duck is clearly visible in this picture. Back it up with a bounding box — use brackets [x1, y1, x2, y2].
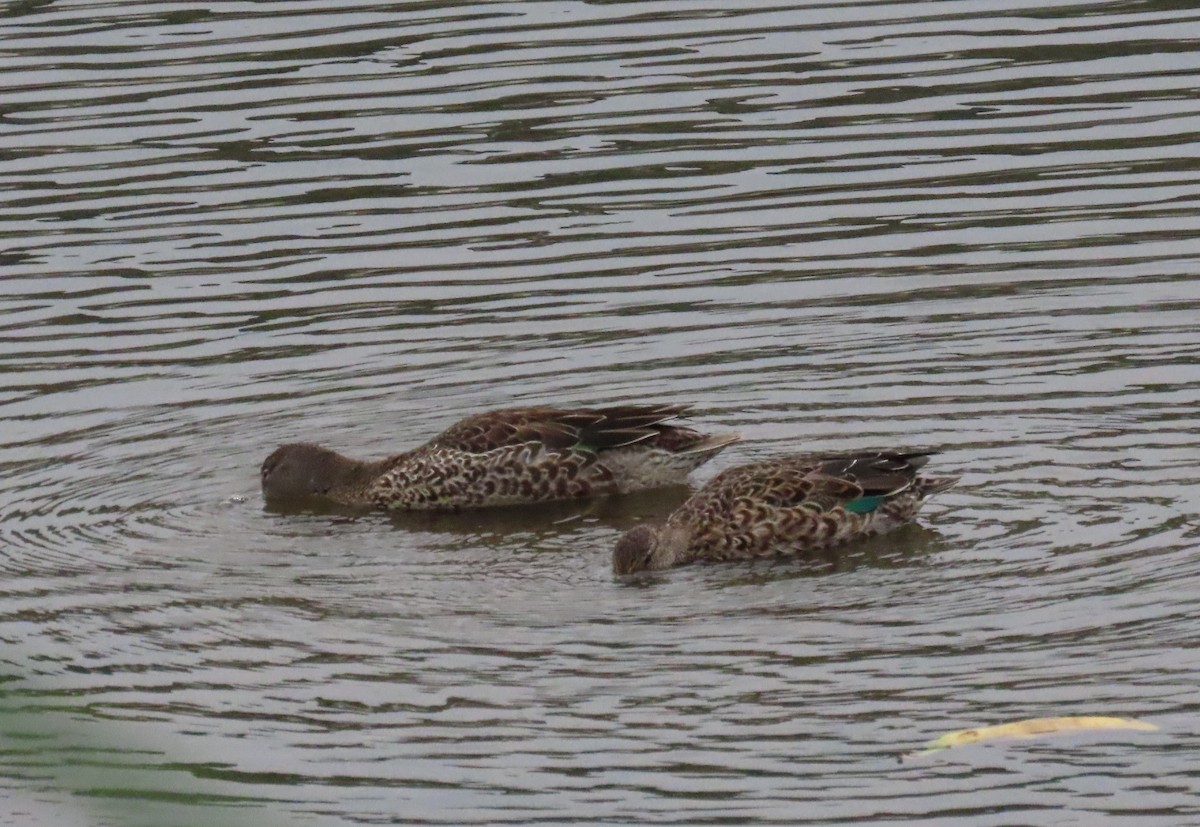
[262, 404, 739, 510]
[612, 449, 958, 573]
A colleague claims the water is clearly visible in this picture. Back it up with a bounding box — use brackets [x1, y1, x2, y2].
[2, 0, 1200, 824]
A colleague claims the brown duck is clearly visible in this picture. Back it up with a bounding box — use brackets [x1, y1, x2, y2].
[613, 450, 958, 573]
[262, 404, 739, 510]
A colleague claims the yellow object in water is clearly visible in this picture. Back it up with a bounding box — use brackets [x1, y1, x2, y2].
[904, 716, 1158, 760]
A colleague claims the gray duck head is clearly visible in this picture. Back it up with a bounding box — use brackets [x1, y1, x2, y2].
[261, 443, 362, 504]
[612, 524, 662, 575]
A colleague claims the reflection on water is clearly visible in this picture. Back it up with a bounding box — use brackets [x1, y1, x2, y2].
[2, 0, 1200, 824]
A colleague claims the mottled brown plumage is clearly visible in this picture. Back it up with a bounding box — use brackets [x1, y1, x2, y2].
[612, 450, 958, 574]
[262, 404, 739, 510]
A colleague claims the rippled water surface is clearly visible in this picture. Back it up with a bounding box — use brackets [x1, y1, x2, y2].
[3, 0, 1200, 824]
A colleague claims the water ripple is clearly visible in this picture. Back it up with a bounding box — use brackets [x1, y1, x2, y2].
[2, 0, 1200, 824]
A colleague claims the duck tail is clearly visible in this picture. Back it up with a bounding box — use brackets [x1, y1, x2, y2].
[675, 431, 741, 456]
[918, 475, 960, 499]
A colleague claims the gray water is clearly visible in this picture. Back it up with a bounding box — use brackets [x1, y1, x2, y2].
[2, 1, 1200, 824]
